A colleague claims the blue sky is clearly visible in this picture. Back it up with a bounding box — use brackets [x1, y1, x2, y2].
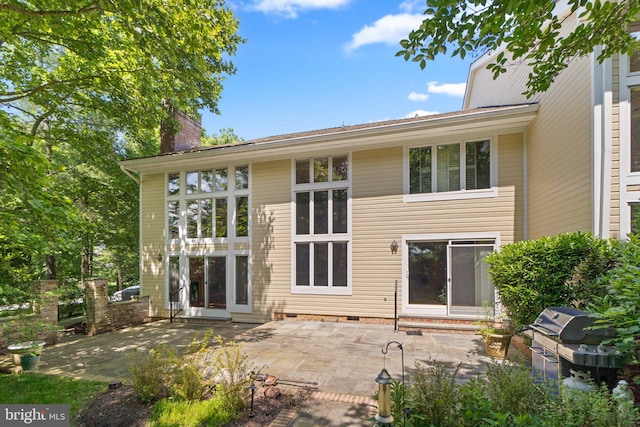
[202, 0, 474, 141]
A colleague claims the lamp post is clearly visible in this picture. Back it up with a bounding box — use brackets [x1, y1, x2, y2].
[248, 383, 257, 417]
[375, 368, 394, 426]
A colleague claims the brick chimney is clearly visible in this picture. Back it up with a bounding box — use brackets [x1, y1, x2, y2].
[160, 107, 202, 153]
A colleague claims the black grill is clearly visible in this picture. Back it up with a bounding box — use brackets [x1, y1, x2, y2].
[525, 307, 623, 388]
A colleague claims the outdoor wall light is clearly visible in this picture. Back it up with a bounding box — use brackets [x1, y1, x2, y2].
[375, 368, 394, 426]
[390, 240, 398, 254]
[157, 253, 163, 262]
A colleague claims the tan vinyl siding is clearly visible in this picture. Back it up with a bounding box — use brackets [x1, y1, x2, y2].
[526, 54, 592, 238]
[254, 134, 524, 320]
[250, 160, 292, 321]
[140, 173, 166, 317]
[611, 54, 621, 238]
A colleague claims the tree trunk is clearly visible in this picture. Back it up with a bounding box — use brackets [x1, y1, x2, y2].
[117, 267, 123, 291]
[81, 245, 91, 282]
[45, 255, 56, 279]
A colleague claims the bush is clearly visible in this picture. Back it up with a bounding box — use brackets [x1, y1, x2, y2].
[590, 234, 640, 362]
[401, 360, 639, 427]
[486, 232, 615, 330]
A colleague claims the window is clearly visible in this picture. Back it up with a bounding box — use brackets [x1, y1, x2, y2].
[293, 156, 350, 293]
[409, 140, 491, 195]
[166, 166, 249, 241]
[631, 88, 640, 172]
[632, 204, 640, 235]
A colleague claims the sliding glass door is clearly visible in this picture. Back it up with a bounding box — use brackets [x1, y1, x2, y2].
[407, 239, 495, 316]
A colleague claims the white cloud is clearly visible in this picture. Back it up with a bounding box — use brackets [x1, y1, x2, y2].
[408, 92, 429, 102]
[249, 0, 350, 18]
[427, 81, 467, 97]
[399, 0, 423, 13]
[405, 109, 440, 118]
[344, 13, 424, 52]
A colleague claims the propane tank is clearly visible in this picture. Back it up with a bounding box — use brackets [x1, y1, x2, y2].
[562, 370, 596, 392]
[612, 380, 634, 402]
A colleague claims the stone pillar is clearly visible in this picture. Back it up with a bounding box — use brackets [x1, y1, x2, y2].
[85, 279, 111, 336]
[37, 280, 59, 325]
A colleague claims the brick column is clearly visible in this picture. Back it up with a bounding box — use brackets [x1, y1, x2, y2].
[85, 279, 111, 336]
[37, 280, 58, 325]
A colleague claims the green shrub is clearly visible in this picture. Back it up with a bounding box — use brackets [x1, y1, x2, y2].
[485, 361, 549, 416]
[406, 361, 462, 426]
[590, 234, 640, 362]
[148, 397, 234, 427]
[129, 345, 173, 403]
[486, 232, 614, 330]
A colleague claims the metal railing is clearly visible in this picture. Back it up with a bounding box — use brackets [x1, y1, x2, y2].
[169, 286, 184, 323]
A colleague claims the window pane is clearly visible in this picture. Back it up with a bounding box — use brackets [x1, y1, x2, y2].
[314, 243, 328, 286]
[186, 171, 198, 194]
[186, 200, 198, 238]
[169, 257, 180, 302]
[296, 160, 310, 184]
[168, 201, 180, 239]
[408, 241, 447, 305]
[632, 204, 640, 235]
[466, 140, 491, 190]
[215, 198, 227, 238]
[632, 87, 640, 172]
[189, 257, 205, 307]
[314, 191, 329, 234]
[296, 243, 310, 286]
[437, 144, 460, 192]
[296, 192, 310, 235]
[207, 256, 226, 309]
[201, 199, 213, 238]
[235, 165, 249, 190]
[236, 196, 248, 237]
[216, 168, 228, 191]
[332, 156, 348, 181]
[333, 189, 347, 233]
[409, 147, 432, 194]
[168, 173, 180, 195]
[201, 170, 213, 192]
[314, 158, 329, 182]
[333, 242, 347, 287]
[235, 256, 249, 305]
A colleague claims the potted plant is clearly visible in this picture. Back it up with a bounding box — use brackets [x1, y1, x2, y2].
[477, 302, 513, 359]
[3, 313, 58, 372]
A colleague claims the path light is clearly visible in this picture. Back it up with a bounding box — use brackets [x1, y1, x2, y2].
[249, 383, 257, 417]
[390, 240, 398, 254]
[375, 368, 394, 426]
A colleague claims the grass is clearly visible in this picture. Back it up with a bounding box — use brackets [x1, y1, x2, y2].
[148, 397, 235, 427]
[0, 373, 107, 419]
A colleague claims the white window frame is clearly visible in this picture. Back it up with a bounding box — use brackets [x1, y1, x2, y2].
[619, 47, 640, 237]
[403, 136, 498, 203]
[291, 155, 352, 295]
[163, 165, 251, 314]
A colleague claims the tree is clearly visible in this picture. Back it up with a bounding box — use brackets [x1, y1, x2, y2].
[398, 0, 640, 97]
[202, 128, 244, 146]
[0, 0, 243, 301]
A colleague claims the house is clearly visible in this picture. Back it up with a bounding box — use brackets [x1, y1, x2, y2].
[120, 2, 633, 326]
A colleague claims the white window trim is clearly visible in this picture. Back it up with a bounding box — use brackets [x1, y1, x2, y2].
[163, 165, 252, 315]
[619, 52, 640, 237]
[401, 232, 501, 318]
[290, 155, 352, 295]
[403, 137, 498, 203]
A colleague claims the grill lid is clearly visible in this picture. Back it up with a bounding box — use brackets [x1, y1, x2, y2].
[530, 307, 615, 344]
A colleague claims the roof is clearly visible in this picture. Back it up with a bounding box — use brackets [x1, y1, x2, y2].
[121, 103, 538, 174]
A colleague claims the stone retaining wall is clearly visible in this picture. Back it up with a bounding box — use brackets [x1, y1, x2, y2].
[85, 279, 150, 336]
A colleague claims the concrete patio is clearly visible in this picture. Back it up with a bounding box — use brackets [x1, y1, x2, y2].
[3, 319, 525, 426]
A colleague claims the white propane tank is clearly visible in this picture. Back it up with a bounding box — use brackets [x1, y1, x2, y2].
[563, 370, 596, 392]
[612, 380, 634, 402]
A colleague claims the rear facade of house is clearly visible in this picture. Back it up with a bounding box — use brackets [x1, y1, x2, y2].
[121, 2, 638, 325]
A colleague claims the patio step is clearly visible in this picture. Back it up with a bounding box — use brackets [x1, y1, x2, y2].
[398, 317, 480, 334]
[170, 315, 232, 325]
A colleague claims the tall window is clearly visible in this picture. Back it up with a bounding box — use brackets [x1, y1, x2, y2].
[166, 166, 249, 241]
[293, 155, 350, 293]
[409, 140, 491, 194]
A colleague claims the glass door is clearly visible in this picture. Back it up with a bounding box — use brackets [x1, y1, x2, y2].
[188, 256, 227, 311]
[406, 239, 494, 316]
